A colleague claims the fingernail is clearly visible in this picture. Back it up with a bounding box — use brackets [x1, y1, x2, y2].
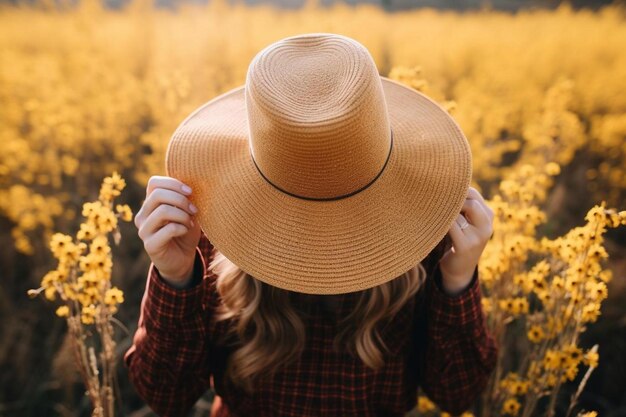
[189, 203, 198, 214]
[182, 184, 192, 194]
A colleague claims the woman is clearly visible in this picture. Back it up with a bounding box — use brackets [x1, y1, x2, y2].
[124, 33, 498, 417]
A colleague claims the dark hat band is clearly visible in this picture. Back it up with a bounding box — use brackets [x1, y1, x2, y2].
[250, 128, 394, 201]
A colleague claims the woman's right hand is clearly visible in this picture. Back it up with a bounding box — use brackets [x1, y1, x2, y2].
[134, 175, 202, 287]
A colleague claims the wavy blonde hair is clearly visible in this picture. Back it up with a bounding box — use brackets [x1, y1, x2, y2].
[207, 251, 430, 395]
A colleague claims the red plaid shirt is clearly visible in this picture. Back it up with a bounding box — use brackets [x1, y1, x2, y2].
[124, 231, 498, 417]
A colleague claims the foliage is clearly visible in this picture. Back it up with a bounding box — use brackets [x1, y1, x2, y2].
[393, 66, 626, 417]
[27, 172, 133, 417]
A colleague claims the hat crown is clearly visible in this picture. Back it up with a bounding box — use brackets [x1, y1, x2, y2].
[245, 33, 392, 200]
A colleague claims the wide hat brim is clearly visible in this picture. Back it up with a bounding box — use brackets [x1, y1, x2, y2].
[165, 76, 472, 295]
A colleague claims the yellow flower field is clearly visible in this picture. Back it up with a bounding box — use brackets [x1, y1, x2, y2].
[1, 1, 625, 255]
[1, 1, 625, 416]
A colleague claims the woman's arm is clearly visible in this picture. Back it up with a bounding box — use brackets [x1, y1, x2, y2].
[418, 261, 498, 416]
[123, 233, 216, 417]
[413, 186, 498, 414]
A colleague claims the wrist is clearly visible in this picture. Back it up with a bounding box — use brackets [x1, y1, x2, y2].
[439, 266, 475, 297]
[161, 263, 195, 289]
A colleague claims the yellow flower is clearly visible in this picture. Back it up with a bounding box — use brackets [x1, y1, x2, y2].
[584, 205, 606, 223]
[583, 350, 599, 368]
[77, 222, 97, 241]
[79, 254, 97, 272]
[551, 276, 565, 291]
[587, 243, 608, 261]
[502, 398, 521, 416]
[545, 162, 561, 176]
[598, 270, 613, 283]
[44, 285, 57, 301]
[82, 201, 103, 218]
[499, 372, 530, 396]
[56, 305, 70, 317]
[90, 235, 111, 256]
[565, 364, 578, 381]
[99, 183, 120, 202]
[544, 350, 561, 370]
[99, 172, 126, 202]
[581, 411, 598, 417]
[563, 344, 583, 364]
[93, 254, 113, 274]
[81, 305, 97, 325]
[417, 395, 436, 412]
[104, 171, 126, 191]
[80, 270, 101, 285]
[581, 303, 601, 323]
[50, 233, 73, 258]
[536, 289, 554, 306]
[545, 348, 578, 370]
[104, 287, 124, 306]
[585, 281, 608, 301]
[570, 289, 584, 306]
[94, 207, 118, 233]
[116, 204, 133, 222]
[565, 274, 583, 292]
[512, 297, 529, 315]
[511, 380, 529, 395]
[79, 286, 101, 306]
[499, 298, 513, 312]
[42, 270, 60, 287]
[49, 234, 84, 263]
[499, 297, 528, 314]
[527, 325, 544, 343]
[62, 283, 79, 301]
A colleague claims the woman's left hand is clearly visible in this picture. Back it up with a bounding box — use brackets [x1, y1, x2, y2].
[439, 187, 494, 296]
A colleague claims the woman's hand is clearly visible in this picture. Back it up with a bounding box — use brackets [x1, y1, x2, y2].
[134, 176, 202, 287]
[439, 187, 494, 296]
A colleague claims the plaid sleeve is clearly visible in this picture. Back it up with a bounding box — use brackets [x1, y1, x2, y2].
[123, 232, 216, 417]
[420, 262, 499, 416]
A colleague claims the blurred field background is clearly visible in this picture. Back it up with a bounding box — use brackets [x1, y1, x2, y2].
[1, 0, 626, 415]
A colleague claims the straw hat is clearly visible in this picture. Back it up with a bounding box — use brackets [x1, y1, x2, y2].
[165, 33, 472, 295]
